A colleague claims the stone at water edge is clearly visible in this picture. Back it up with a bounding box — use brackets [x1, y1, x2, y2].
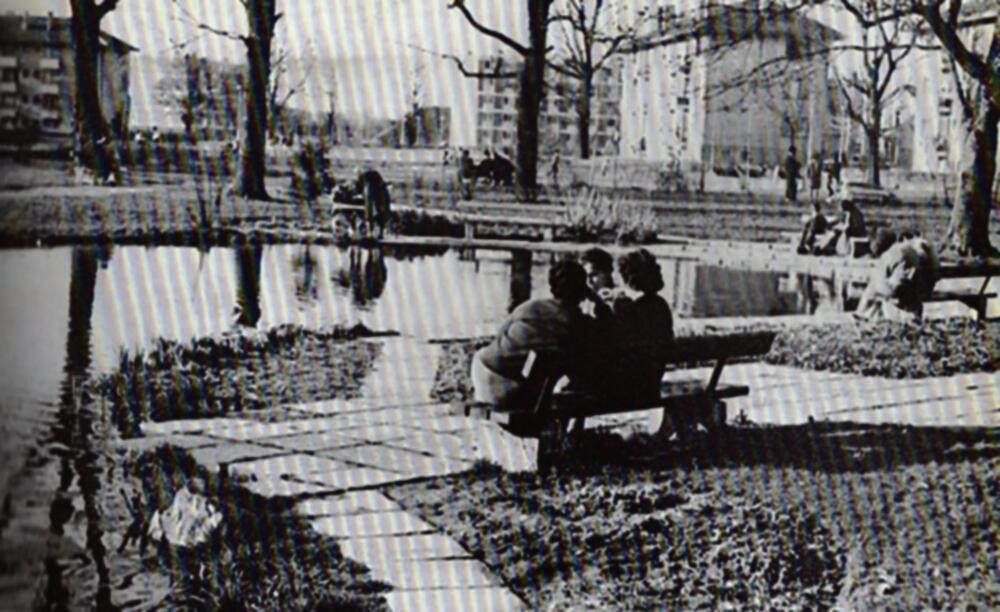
[147, 483, 222, 547]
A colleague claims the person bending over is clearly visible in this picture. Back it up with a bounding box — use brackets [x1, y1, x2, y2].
[471, 260, 590, 412]
[797, 200, 829, 255]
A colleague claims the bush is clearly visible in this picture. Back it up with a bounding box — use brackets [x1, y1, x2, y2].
[765, 318, 1000, 378]
[90, 324, 386, 436]
[563, 189, 659, 244]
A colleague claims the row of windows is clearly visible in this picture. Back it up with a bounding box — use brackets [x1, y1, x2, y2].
[0, 116, 61, 129]
[1, 93, 61, 107]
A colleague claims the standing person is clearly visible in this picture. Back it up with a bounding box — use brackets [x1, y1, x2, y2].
[738, 149, 751, 193]
[784, 146, 801, 204]
[459, 148, 475, 200]
[356, 167, 392, 238]
[807, 154, 823, 203]
[470, 260, 590, 413]
[551, 151, 561, 192]
[828, 152, 842, 196]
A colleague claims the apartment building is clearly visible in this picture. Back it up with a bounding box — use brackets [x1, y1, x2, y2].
[0, 12, 136, 150]
[474, 56, 622, 157]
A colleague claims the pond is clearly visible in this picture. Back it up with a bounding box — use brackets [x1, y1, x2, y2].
[0, 242, 832, 608]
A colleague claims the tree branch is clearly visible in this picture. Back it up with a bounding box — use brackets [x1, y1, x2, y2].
[410, 44, 518, 79]
[448, 0, 528, 55]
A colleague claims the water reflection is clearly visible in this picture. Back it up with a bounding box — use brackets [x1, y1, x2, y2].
[233, 243, 263, 327]
[45, 245, 115, 611]
[330, 246, 387, 310]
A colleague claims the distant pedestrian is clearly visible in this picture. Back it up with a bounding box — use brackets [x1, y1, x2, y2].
[442, 147, 452, 166]
[151, 126, 161, 143]
[807, 154, 823, 203]
[551, 152, 561, 191]
[458, 148, 475, 200]
[356, 168, 392, 238]
[738, 149, 750, 193]
[784, 146, 800, 204]
[827, 152, 842, 196]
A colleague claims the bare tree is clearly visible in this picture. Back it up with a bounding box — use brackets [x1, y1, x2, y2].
[911, 0, 998, 257]
[548, 0, 651, 158]
[448, 0, 556, 201]
[178, 0, 281, 200]
[269, 28, 315, 144]
[69, 0, 123, 183]
[834, 0, 920, 187]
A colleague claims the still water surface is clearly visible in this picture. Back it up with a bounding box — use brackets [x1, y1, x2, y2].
[0, 243, 817, 608]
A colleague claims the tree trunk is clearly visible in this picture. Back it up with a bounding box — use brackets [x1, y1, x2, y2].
[577, 76, 593, 160]
[234, 0, 278, 201]
[946, 100, 999, 257]
[69, 4, 120, 183]
[867, 102, 881, 187]
[514, 1, 551, 202]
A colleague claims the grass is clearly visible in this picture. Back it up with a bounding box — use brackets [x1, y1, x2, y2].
[91, 324, 387, 437]
[765, 318, 1000, 378]
[387, 423, 1000, 609]
[563, 188, 660, 244]
[125, 445, 391, 610]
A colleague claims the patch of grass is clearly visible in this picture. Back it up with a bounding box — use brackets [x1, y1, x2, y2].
[388, 424, 1000, 609]
[125, 445, 391, 611]
[766, 318, 1000, 378]
[91, 324, 386, 437]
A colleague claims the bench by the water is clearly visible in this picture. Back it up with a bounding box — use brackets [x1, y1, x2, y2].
[466, 331, 777, 471]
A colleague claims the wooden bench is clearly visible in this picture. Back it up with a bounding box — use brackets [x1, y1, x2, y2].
[466, 331, 776, 471]
[929, 260, 1000, 320]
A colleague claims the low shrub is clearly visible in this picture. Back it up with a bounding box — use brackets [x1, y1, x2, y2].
[765, 318, 1000, 378]
[126, 446, 390, 610]
[91, 324, 387, 436]
[563, 189, 659, 244]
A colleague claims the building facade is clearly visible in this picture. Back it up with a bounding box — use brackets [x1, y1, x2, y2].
[620, 4, 841, 168]
[0, 12, 136, 150]
[474, 56, 622, 157]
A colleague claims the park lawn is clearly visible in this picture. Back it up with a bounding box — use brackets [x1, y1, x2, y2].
[387, 424, 1000, 610]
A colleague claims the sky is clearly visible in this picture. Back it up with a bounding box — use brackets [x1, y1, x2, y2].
[0, 0, 535, 124]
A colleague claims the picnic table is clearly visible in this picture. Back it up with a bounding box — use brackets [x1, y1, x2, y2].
[466, 330, 777, 471]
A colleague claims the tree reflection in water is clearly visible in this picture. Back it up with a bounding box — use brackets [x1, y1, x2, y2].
[330, 246, 387, 309]
[44, 244, 117, 611]
[291, 244, 318, 305]
[234, 243, 263, 327]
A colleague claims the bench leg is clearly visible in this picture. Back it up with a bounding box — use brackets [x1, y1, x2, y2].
[537, 417, 571, 473]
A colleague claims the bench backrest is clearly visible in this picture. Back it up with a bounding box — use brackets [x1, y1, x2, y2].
[668, 331, 777, 367]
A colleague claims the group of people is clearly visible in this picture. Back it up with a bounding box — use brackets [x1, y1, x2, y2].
[471, 248, 674, 423]
[796, 196, 867, 256]
[783, 147, 843, 204]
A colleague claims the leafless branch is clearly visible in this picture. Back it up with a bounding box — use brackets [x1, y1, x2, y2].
[409, 44, 518, 79]
[447, 0, 529, 56]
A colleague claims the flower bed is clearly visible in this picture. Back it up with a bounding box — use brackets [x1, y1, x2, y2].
[125, 445, 390, 610]
[765, 318, 1000, 378]
[388, 424, 1000, 609]
[91, 323, 386, 437]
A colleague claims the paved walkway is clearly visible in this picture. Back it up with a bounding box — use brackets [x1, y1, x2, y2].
[139, 336, 998, 609]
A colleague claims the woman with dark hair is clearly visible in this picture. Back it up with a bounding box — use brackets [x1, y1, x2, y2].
[611, 249, 675, 402]
[471, 259, 590, 411]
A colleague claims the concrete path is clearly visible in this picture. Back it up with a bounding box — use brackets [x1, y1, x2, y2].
[138, 335, 997, 608]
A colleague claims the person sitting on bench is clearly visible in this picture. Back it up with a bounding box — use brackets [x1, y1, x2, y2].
[580, 247, 627, 319]
[471, 260, 590, 412]
[573, 249, 674, 405]
[855, 232, 938, 322]
[817, 198, 866, 256]
[796, 200, 829, 255]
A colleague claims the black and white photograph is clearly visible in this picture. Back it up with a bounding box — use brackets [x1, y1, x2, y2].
[0, 0, 997, 609]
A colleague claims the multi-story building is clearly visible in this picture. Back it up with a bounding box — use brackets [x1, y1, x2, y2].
[474, 56, 622, 157]
[0, 12, 137, 150]
[620, 2, 841, 168]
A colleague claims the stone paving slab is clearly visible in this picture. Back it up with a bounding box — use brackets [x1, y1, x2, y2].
[228, 454, 350, 479]
[296, 491, 403, 517]
[382, 431, 472, 462]
[265, 431, 366, 453]
[364, 558, 498, 590]
[188, 443, 282, 474]
[241, 479, 332, 499]
[383, 586, 526, 611]
[201, 419, 313, 441]
[140, 418, 236, 437]
[311, 511, 436, 538]
[302, 466, 405, 491]
[319, 445, 470, 478]
[338, 534, 467, 562]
